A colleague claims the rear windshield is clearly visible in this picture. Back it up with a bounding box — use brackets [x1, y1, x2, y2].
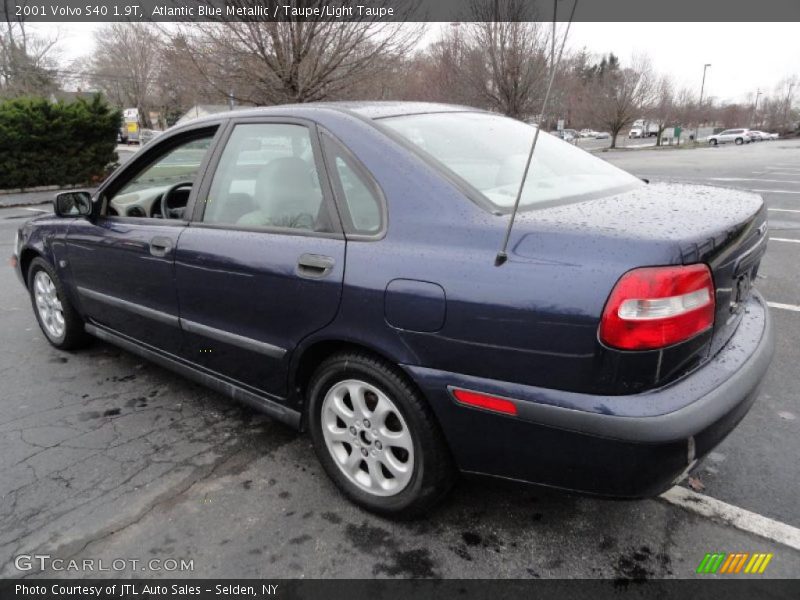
[380, 112, 642, 212]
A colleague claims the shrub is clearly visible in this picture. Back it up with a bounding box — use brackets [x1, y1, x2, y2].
[0, 95, 121, 190]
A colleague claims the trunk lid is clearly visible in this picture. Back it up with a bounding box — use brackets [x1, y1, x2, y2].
[511, 181, 767, 384]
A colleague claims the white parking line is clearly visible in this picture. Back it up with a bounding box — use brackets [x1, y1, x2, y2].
[768, 208, 800, 214]
[770, 237, 800, 244]
[24, 208, 49, 214]
[751, 189, 800, 194]
[661, 486, 800, 551]
[768, 302, 800, 313]
[710, 177, 799, 183]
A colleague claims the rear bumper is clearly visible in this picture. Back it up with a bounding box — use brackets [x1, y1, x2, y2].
[403, 291, 774, 497]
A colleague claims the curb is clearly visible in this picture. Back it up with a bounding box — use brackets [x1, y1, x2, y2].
[0, 184, 65, 196]
[0, 186, 96, 209]
[0, 198, 54, 209]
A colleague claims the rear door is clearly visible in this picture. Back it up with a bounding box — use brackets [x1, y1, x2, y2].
[67, 126, 219, 354]
[174, 119, 345, 397]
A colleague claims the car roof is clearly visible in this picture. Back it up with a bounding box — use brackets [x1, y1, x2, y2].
[172, 101, 483, 130]
[313, 101, 480, 119]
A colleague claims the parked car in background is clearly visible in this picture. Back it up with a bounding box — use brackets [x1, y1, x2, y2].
[750, 131, 778, 141]
[550, 129, 576, 142]
[13, 102, 773, 517]
[594, 131, 611, 139]
[708, 128, 752, 145]
[580, 129, 598, 138]
[138, 129, 163, 146]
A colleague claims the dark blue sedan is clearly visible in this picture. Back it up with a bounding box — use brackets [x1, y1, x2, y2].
[13, 102, 773, 516]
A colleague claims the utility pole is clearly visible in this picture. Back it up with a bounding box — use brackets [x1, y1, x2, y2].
[784, 82, 796, 132]
[752, 89, 762, 127]
[551, 0, 557, 71]
[551, 0, 557, 130]
[694, 63, 711, 144]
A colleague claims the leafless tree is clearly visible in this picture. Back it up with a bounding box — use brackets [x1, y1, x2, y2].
[589, 53, 656, 148]
[156, 33, 229, 125]
[88, 23, 161, 126]
[647, 75, 675, 145]
[762, 76, 799, 133]
[1, 3, 59, 97]
[413, 24, 480, 105]
[670, 86, 697, 132]
[176, 1, 422, 105]
[459, 0, 550, 119]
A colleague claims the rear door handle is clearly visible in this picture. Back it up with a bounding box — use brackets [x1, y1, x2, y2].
[297, 253, 335, 278]
[150, 236, 173, 257]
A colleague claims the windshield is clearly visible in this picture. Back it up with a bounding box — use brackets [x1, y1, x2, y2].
[380, 112, 642, 211]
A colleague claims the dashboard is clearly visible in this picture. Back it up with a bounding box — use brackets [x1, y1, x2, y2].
[107, 185, 191, 219]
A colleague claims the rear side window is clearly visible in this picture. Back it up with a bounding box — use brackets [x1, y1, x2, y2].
[322, 134, 383, 236]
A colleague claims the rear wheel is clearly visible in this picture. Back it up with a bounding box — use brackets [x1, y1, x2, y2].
[735, 137, 744, 145]
[307, 351, 455, 517]
[28, 258, 90, 350]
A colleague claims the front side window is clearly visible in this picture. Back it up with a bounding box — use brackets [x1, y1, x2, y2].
[381, 112, 642, 212]
[202, 123, 329, 232]
[107, 134, 215, 218]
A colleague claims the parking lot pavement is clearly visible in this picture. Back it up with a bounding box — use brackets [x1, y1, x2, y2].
[2, 141, 800, 580]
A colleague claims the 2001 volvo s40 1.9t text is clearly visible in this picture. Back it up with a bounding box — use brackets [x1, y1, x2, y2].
[13, 102, 773, 517]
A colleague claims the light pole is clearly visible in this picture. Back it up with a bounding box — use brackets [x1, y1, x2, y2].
[694, 63, 711, 144]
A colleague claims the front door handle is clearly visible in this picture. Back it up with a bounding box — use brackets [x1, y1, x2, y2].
[297, 253, 335, 278]
[150, 236, 173, 257]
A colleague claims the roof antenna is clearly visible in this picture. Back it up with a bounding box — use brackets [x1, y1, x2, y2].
[495, 0, 579, 266]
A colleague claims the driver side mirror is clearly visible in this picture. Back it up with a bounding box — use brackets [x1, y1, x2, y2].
[54, 191, 92, 218]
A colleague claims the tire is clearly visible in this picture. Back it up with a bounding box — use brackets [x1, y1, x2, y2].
[735, 137, 744, 145]
[28, 257, 90, 350]
[709, 139, 718, 146]
[307, 351, 455, 518]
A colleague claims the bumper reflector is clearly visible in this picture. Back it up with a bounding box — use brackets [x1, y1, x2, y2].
[452, 388, 517, 416]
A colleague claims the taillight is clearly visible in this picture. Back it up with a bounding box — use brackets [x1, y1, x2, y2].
[599, 264, 715, 350]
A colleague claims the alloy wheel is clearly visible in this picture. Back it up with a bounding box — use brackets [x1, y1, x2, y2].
[320, 379, 414, 497]
[33, 270, 65, 340]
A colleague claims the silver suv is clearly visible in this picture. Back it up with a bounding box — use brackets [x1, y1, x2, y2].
[708, 129, 752, 146]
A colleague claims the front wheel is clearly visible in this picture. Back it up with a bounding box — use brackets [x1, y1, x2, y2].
[735, 137, 744, 145]
[307, 352, 455, 518]
[28, 257, 90, 350]
[709, 139, 718, 146]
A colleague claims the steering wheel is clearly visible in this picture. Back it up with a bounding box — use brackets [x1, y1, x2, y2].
[160, 181, 193, 219]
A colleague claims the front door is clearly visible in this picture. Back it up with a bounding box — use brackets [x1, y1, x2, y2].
[67, 128, 219, 354]
[174, 121, 346, 397]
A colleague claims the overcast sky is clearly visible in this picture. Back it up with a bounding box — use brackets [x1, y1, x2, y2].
[32, 21, 800, 103]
